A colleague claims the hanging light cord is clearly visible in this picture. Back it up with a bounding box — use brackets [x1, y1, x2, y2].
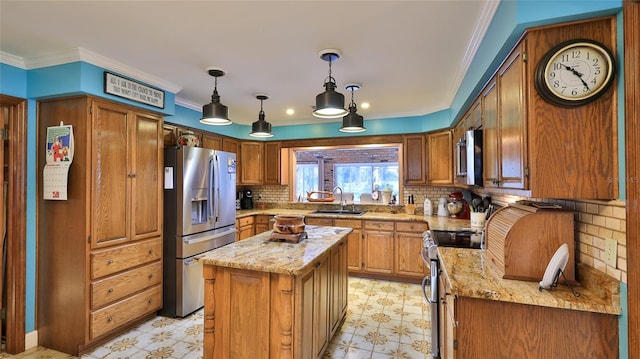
[349, 88, 356, 108]
[211, 76, 220, 101]
[259, 98, 265, 119]
[326, 57, 336, 85]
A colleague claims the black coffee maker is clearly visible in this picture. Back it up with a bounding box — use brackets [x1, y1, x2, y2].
[239, 189, 253, 209]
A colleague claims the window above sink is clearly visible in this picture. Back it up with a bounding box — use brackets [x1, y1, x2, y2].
[290, 144, 402, 205]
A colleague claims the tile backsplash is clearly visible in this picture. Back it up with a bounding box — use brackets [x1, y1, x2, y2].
[241, 184, 627, 284]
[473, 190, 627, 284]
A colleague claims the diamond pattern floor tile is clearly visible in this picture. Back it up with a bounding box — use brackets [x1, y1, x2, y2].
[7, 277, 431, 359]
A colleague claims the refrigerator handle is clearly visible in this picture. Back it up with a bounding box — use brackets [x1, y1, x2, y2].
[214, 154, 221, 221]
[208, 156, 215, 221]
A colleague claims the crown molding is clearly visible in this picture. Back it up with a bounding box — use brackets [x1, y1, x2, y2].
[2, 47, 182, 94]
[0, 52, 26, 68]
[446, 0, 500, 105]
[175, 97, 201, 112]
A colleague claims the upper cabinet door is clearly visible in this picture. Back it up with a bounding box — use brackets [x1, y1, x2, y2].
[91, 101, 130, 247]
[263, 141, 281, 185]
[427, 130, 453, 186]
[497, 42, 527, 190]
[131, 112, 163, 242]
[403, 135, 427, 185]
[91, 101, 163, 248]
[482, 80, 499, 188]
[240, 141, 264, 185]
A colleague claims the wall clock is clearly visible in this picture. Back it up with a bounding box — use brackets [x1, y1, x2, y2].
[534, 39, 615, 107]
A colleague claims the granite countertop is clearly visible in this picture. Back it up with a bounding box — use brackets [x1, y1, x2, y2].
[438, 247, 621, 315]
[236, 208, 472, 229]
[200, 225, 352, 276]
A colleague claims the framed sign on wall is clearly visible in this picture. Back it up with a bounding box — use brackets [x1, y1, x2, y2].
[104, 72, 165, 109]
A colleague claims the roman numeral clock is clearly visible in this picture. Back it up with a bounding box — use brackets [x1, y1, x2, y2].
[534, 39, 616, 107]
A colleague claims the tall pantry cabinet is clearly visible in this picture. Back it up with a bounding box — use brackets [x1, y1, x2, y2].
[37, 96, 164, 355]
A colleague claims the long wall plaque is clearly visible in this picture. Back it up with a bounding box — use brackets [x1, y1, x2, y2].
[104, 72, 165, 109]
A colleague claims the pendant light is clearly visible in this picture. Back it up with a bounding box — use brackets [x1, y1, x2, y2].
[313, 49, 348, 119]
[340, 84, 366, 133]
[250, 94, 274, 138]
[200, 68, 232, 125]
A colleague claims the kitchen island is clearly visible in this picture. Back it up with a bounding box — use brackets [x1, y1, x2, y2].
[437, 247, 620, 358]
[199, 225, 351, 359]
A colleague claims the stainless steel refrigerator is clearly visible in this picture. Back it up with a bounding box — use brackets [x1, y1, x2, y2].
[160, 146, 237, 317]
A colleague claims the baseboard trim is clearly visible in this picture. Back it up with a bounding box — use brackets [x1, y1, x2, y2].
[25, 330, 38, 351]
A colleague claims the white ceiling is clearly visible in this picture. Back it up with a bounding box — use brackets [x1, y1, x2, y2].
[0, 0, 499, 127]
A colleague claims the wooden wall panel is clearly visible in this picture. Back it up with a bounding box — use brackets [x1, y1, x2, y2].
[624, 2, 640, 358]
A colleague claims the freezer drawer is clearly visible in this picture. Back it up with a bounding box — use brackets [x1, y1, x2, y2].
[175, 255, 206, 317]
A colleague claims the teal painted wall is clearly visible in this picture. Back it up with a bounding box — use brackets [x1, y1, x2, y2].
[0, 63, 27, 97]
[0, 0, 628, 353]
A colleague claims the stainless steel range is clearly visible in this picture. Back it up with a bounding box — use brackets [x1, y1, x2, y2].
[421, 229, 483, 358]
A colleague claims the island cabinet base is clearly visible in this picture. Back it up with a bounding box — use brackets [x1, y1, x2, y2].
[454, 297, 618, 359]
[203, 239, 347, 359]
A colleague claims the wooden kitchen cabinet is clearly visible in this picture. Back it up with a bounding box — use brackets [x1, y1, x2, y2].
[263, 141, 282, 184]
[240, 141, 264, 185]
[236, 216, 255, 241]
[427, 130, 453, 186]
[37, 96, 163, 355]
[334, 219, 363, 272]
[437, 258, 618, 359]
[329, 240, 348, 335]
[482, 78, 499, 188]
[254, 214, 270, 234]
[202, 132, 222, 150]
[363, 221, 394, 274]
[394, 222, 429, 277]
[478, 17, 618, 198]
[403, 134, 427, 185]
[482, 42, 527, 190]
[439, 272, 456, 359]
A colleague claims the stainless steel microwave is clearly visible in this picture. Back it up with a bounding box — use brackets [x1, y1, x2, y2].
[455, 129, 483, 186]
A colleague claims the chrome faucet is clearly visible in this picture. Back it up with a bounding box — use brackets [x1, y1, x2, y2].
[332, 186, 344, 212]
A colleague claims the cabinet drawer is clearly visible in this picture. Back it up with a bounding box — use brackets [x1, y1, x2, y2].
[90, 237, 162, 279]
[237, 216, 255, 227]
[395, 221, 428, 233]
[334, 219, 362, 229]
[306, 218, 334, 226]
[255, 215, 270, 224]
[364, 221, 394, 231]
[90, 284, 162, 339]
[91, 261, 162, 309]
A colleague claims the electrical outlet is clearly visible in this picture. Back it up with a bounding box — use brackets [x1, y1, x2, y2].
[604, 238, 617, 267]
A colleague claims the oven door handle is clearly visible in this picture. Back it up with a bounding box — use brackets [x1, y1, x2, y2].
[421, 276, 431, 301]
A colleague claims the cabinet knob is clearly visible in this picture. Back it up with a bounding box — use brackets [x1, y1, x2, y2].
[128, 173, 137, 178]
[107, 259, 114, 265]
[107, 317, 113, 322]
[148, 249, 154, 254]
[315, 262, 321, 268]
[148, 299, 153, 304]
[108, 288, 113, 293]
[148, 273, 154, 279]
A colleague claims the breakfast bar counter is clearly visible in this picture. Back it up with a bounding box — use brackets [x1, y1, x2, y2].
[200, 225, 351, 359]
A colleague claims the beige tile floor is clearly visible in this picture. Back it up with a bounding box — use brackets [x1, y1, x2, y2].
[2, 277, 432, 359]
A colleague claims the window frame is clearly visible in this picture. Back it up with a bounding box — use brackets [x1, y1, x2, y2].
[288, 144, 404, 204]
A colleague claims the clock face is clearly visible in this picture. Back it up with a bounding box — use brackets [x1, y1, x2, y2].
[535, 39, 615, 107]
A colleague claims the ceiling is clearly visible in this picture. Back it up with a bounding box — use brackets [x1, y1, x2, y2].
[0, 1, 499, 127]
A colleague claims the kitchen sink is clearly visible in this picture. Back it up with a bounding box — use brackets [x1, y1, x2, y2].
[310, 209, 366, 216]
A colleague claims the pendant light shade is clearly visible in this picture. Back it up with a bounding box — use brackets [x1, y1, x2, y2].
[200, 68, 232, 125]
[250, 94, 274, 138]
[313, 50, 348, 119]
[340, 84, 366, 133]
